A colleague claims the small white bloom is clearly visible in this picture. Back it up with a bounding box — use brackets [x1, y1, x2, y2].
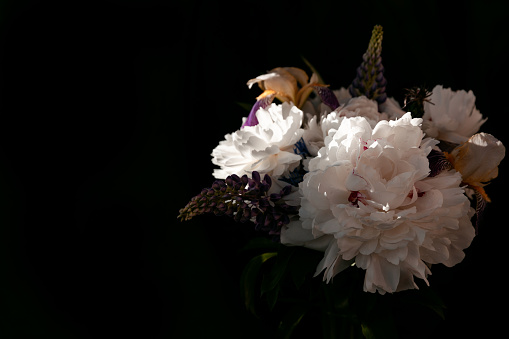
[422, 85, 487, 144]
[211, 102, 304, 180]
[301, 110, 344, 158]
[282, 113, 475, 294]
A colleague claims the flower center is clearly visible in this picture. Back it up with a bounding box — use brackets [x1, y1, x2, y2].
[348, 191, 366, 207]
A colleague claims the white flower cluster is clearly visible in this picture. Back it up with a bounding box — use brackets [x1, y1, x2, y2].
[211, 70, 505, 294]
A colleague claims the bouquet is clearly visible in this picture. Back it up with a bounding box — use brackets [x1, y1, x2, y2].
[178, 25, 505, 338]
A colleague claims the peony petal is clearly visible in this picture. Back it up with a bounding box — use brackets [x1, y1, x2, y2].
[280, 221, 332, 252]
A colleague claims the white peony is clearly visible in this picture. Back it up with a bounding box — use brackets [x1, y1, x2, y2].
[422, 85, 487, 144]
[302, 95, 400, 157]
[281, 113, 475, 294]
[211, 102, 304, 180]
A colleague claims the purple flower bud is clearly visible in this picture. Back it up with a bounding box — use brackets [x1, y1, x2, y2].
[313, 85, 340, 111]
[357, 67, 364, 79]
[225, 206, 235, 216]
[256, 214, 265, 226]
[264, 215, 273, 227]
[259, 198, 270, 208]
[280, 185, 292, 196]
[234, 211, 242, 222]
[241, 174, 249, 185]
[263, 174, 272, 187]
[273, 212, 283, 220]
[250, 208, 259, 218]
[270, 193, 282, 201]
[376, 93, 387, 104]
[241, 91, 276, 128]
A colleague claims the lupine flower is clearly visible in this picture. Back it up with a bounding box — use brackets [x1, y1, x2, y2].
[178, 172, 298, 237]
[349, 25, 387, 104]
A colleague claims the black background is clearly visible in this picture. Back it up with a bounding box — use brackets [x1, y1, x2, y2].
[0, 0, 508, 338]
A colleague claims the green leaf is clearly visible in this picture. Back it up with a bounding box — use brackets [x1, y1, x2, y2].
[361, 323, 376, 339]
[261, 246, 294, 295]
[360, 303, 398, 339]
[301, 55, 325, 84]
[276, 306, 307, 339]
[288, 246, 323, 289]
[265, 284, 280, 311]
[240, 252, 277, 316]
[401, 286, 446, 320]
[260, 246, 295, 311]
[236, 101, 253, 112]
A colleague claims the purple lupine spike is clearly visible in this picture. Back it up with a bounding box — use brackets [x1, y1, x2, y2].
[313, 85, 340, 111]
[178, 171, 298, 241]
[241, 90, 276, 128]
[349, 25, 387, 104]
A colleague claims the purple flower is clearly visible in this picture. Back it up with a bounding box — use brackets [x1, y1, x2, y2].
[348, 25, 387, 104]
[178, 171, 298, 240]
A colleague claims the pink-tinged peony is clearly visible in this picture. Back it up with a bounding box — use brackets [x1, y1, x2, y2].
[281, 113, 475, 294]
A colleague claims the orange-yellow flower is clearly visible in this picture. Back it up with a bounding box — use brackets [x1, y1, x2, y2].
[445, 132, 505, 202]
[247, 67, 319, 108]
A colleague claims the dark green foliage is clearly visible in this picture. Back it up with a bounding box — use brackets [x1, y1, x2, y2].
[239, 238, 447, 338]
